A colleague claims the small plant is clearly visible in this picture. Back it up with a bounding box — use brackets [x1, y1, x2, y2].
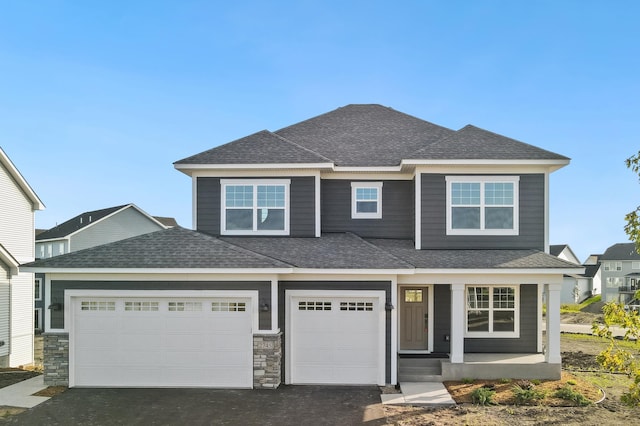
[471, 385, 495, 406]
[499, 378, 512, 384]
[512, 384, 546, 405]
[531, 379, 541, 386]
[554, 385, 591, 406]
[567, 379, 577, 386]
[462, 377, 475, 384]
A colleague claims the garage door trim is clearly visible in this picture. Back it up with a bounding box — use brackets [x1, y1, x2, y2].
[285, 289, 386, 385]
[66, 289, 259, 388]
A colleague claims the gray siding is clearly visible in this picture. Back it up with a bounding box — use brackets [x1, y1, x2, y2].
[278, 281, 392, 383]
[321, 180, 414, 239]
[432, 284, 451, 353]
[196, 177, 315, 237]
[421, 174, 545, 250]
[50, 281, 271, 330]
[70, 208, 164, 252]
[0, 277, 9, 359]
[464, 284, 538, 353]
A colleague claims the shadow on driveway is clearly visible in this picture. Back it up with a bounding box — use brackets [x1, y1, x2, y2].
[5, 385, 386, 425]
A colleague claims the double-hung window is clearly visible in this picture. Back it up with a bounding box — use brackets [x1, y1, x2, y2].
[221, 179, 290, 235]
[466, 285, 518, 338]
[351, 182, 383, 219]
[446, 176, 519, 235]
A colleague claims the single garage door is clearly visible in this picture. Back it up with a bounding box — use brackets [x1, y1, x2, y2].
[71, 296, 253, 388]
[288, 291, 385, 385]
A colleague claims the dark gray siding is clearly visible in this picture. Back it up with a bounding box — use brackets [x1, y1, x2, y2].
[464, 284, 538, 353]
[421, 174, 545, 250]
[321, 180, 414, 239]
[196, 177, 315, 237]
[278, 281, 392, 383]
[50, 281, 271, 330]
[432, 284, 451, 353]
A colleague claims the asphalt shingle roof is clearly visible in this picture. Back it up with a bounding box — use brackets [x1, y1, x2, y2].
[36, 205, 128, 240]
[601, 243, 640, 260]
[549, 244, 568, 257]
[174, 104, 568, 168]
[221, 233, 412, 269]
[25, 227, 291, 269]
[366, 239, 580, 269]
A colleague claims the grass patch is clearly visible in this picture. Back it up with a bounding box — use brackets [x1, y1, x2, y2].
[562, 332, 640, 351]
[561, 295, 602, 313]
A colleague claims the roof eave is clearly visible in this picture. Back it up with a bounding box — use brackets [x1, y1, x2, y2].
[0, 148, 45, 210]
[402, 158, 570, 172]
[414, 267, 585, 275]
[174, 162, 335, 176]
[0, 245, 20, 276]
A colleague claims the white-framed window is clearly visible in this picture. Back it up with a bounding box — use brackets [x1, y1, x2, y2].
[606, 277, 624, 288]
[38, 245, 44, 259]
[604, 261, 623, 271]
[465, 285, 519, 338]
[58, 242, 65, 255]
[46, 244, 52, 257]
[221, 179, 290, 235]
[633, 261, 640, 270]
[34, 278, 42, 301]
[351, 182, 383, 219]
[446, 176, 519, 235]
[34, 308, 42, 330]
[81, 301, 116, 311]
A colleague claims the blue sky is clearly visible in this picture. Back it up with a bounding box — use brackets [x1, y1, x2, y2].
[1, 1, 638, 262]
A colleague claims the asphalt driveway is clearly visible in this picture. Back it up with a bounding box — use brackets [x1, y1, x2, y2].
[4, 385, 386, 425]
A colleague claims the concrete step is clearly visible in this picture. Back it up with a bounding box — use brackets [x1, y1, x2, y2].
[399, 366, 442, 376]
[398, 374, 443, 382]
[398, 358, 443, 368]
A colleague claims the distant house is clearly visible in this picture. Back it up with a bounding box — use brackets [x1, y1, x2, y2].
[0, 147, 44, 367]
[600, 243, 640, 304]
[549, 244, 595, 304]
[33, 204, 174, 331]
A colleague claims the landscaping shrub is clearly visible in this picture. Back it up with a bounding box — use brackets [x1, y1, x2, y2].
[471, 385, 495, 406]
[554, 385, 591, 406]
[512, 384, 546, 405]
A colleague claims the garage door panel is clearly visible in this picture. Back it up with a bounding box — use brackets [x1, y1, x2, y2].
[289, 295, 384, 385]
[72, 296, 253, 388]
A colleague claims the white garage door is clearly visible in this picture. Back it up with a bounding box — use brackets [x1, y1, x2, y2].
[288, 292, 385, 385]
[71, 296, 253, 388]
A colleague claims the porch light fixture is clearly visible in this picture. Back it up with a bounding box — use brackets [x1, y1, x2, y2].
[48, 303, 62, 311]
[385, 302, 394, 311]
[260, 303, 270, 313]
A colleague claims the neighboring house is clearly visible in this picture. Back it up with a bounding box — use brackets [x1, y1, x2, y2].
[549, 244, 594, 304]
[600, 243, 640, 304]
[33, 204, 173, 331]
[24, 104, 582, 389]
[0, 147, 44, 367]
[583, 254, 602, 297]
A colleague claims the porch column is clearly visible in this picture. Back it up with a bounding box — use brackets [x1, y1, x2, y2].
[450, 284, 465, 363]
[545, 283, 562, 363]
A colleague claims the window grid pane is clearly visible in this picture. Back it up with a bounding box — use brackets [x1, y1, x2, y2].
[451, 183, 480, 205]
[124, 301, 159, 311]
[225, 186, 253, 208]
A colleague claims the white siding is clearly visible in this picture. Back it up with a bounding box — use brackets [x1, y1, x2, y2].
[70, 207, 164, 252]
[0, 272, 10, 362]
[9, 272, 33, 366]
[0, 163, 34, 262]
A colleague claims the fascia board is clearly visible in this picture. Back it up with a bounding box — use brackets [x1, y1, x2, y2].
[20, 267, 295, 274]
[413, 267, 585, 275]
[35, 237, 68, 244]
[291, 268, 414, 275]
[404, 159, 570, 173]
[0, 148, 45, 210]
[174, 163, 335, 175]
[0, 245, 19, 276]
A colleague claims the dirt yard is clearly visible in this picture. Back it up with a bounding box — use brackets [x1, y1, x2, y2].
[382, 311, 640, 425]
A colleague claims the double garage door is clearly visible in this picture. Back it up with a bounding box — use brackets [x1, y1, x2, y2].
[71, 294, 253, 388]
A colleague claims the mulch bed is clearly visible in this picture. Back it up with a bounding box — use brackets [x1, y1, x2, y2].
[0, 369, 41, 389]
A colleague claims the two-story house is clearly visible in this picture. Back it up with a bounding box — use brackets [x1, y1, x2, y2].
[0, 147, 44, 367]
[24, 104, 581, 389]
[549, 244, 595, 304]
[600, 243, 640, 304]
[33, 204, 173, 331]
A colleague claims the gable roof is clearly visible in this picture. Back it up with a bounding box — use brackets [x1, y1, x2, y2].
[549, 245, 568, 257]
[36, 204, 167, 241]
[601, 243, 640, 260]
[0, 243, 19, 276]
[174, 104, 569, 169]
[0, 147, 45, 210]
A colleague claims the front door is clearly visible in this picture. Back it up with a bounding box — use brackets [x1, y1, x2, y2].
[400, 287, 429, 350]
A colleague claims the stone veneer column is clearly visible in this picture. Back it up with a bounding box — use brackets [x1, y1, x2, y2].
[43, 333, 69, 386]
[253, 333, 282, 389]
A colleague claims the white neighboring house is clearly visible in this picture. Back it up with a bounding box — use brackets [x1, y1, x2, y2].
[550, 244, 596, 304]
[0, 147, 44, 367]
[35, 204, 171, 260]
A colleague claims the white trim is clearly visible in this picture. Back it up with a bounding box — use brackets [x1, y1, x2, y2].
[390, 277, 398, 384]
[0, 244, 19, 276]
[270, 278, 278, 333]
[175, 163, 334, 175]
[537, 283, 543, 353]
[544, 172, 549, 253]
[445, 176, 520, 236]
[192, 176, 198, 230]
[220, 179, 291, 236]
[35, 307, 42, 331]
[464, 285, 520, 339]
[414, 172, 421, 249]
[351, 182, 383, 219]
[285, 289, 386, 386]
[403, 158, 569, 171]
[450, 284, 465, 363]
[323, 172, 413, 180]
[314, 172, 321, 237]
[0, 147, 45, 210]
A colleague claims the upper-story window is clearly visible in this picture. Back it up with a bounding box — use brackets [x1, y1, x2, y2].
[221, 179, 290, 235]
[446, 176, 519, 235]
[351, 182, 383, 219]
[633, 261, 640, 270]
[604, 261, 622, 271]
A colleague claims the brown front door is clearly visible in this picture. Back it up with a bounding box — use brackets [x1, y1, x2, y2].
[400, 287, 429, 350]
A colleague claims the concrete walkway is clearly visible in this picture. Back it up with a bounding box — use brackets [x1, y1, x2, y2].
[381, 382, 456, 406]
[0, 375, 49, 408]
[561, 322, 628, 337]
